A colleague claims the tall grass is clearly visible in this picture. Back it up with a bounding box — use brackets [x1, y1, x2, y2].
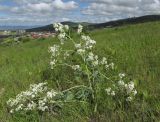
[0, 22, 160, 121]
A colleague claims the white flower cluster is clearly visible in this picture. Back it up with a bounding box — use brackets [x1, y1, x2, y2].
[105, 73, 137, 102]
[7, 23, 138, 116]
[64, 51, 70, 59]
[74, 36, 96, 56]
[87, 52, 99, 66]
[125, 81, 137, 96]
[7, 83, 59, 113]
[118, 73, 137, 97]
[105, 88, 115, 96]
[77, 24, 83, 34]
[49, 45, 60, 69]
[53, 23, 69, 44]
[72, 65, 81, 71]
[81, 35, 96, 49]
[100, 57, 114, 70]
[54, 23, 69, 33]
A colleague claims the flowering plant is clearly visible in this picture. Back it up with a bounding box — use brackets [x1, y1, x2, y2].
[7, 23, 137, 119]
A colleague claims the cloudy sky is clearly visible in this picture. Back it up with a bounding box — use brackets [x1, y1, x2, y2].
[0, 0, 160, 26]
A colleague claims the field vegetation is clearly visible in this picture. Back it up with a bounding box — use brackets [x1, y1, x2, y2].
[0, 21, 160, 122]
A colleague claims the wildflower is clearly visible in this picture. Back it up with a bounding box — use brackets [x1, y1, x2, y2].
[133, 90, 137, 96]
[64, 25, 69, 31]
[105, 88, 111, 95]
[119, 73, 125, 79]
[15, 104, 24, 111]
[87, 52, 94, 61]
[72, 65, 81, 71]
[58, 33, 66, 44]
[125, 81, 135, 94]
[27, 101, 36, 110]
[92, 60, 99, 66]
[110, 63, 114, 69]
[53, 23, 64, 33]
[81, 35, 90, 41]
[64, 52, 70, 59]
[49, 45, 60, 57]
[111, 91, 115, 96]
[105, 65, 109, 70]
[101, 57, 107, 65]
[118, 80, 125, 86]
[126, 97, 132, 102]
[50, 60, 56, 69]
[10, 109, 14, 113]
[47, 90, 57, 99]
[75, 43, 81, 49]
[77, 49, 85, 55]
[7, 23, 138, 115]
[77, 24, 83, 34]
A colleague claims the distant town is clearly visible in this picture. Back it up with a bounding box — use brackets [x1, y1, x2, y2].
[0, 30, 55, 40]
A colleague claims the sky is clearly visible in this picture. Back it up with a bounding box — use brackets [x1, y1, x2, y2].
[0, 0, 160, 26]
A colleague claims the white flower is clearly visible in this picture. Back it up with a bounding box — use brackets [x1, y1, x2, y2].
[81, 35, 90, 41]
[49, 45, 60, 68]
[133, 90, 137, 96]
[64, 52, 70, 59]
[72, 65, 80, 71]
[111, 91, 115, 96]
[47, 90, 57, 99]
[27, 101, 36, 110]
[101, 57, 107, 65]
[15, 104, 23, 111]
[64, 25, 69, 30]
[53, 23, 64, 33]
[126, 97, 132, 102]
[105, 88, 111, 95]
[118, 80, 125, 86]
[125, 81, 135, 94]
[49, 45, 60, 57]
[58, 33, 66, 44]
[77, 49, 85, 55]
[92, 60, 99, 66]
[87, 52, 94, 61]
[50, 60, 56, 69]
[10, 109, 14, 113]
[77, 24, 83, 34]
[58, 33, 66, 39]
[119, 73, 125, 79]
[55, 28, 59, 32]
[110, 63, 114, 69]
[75, 43, 81, 49]
[85, 39, 96, 49]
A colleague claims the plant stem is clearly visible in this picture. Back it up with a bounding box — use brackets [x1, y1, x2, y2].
[62, 85, 89, 93]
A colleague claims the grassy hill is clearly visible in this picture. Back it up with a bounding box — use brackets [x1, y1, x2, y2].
[89, 15, 160, 29]
[26, 21, 92, 32]
[0, 21, 160, 121]
[26, 15, 160, 32]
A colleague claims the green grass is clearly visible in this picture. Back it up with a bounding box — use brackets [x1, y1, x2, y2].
[0, 22, 160, 121]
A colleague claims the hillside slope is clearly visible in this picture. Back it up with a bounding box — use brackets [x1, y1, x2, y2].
[89, 15, 160, 29]
[26, 21, 91, 32]
[1, 21, 160, 121]
[26, 15, 160, 32]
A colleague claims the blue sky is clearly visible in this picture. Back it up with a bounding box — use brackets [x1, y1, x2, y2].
[0, 0, 160, 26]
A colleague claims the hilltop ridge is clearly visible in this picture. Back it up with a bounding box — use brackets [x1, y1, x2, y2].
[26, 15, 160, 32]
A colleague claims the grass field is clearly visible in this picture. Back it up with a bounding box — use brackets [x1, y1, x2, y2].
[0, 22, 160, 121]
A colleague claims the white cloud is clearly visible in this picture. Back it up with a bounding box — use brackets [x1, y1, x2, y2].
[81, 0, 160, 22]
[52, 0, 77, 10]
[0, 0, 78, 25]
[0, 0, 160, 25]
